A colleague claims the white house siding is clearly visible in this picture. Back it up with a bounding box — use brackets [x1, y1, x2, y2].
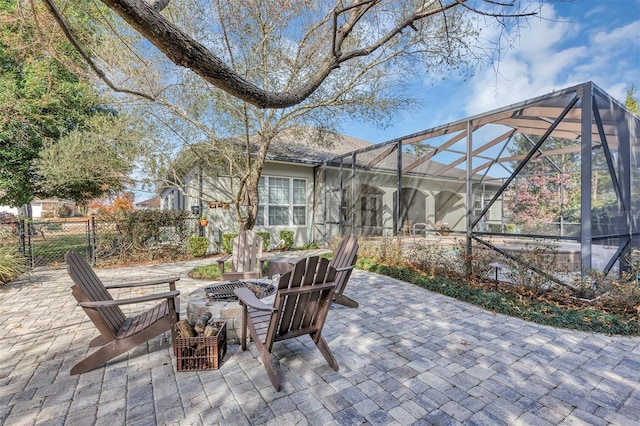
[197, 161, 316, 251]
[254, 162, 316, 248]
[160, 187, 186, 211]
[161, 160, 502, 251]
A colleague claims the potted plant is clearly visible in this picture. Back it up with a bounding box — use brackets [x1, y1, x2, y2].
[436, 221, 451, 236]
[200, 217, 209, 227]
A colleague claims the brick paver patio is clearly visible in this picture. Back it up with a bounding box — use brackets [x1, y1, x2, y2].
[1, 258, 639, 425]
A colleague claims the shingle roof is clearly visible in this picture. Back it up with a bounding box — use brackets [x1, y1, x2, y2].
[135, 196, 161, 209]
[264, 128, 471, 180]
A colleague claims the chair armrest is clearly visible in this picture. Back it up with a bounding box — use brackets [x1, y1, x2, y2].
[278, 282, 336, 297]
[104, 277, 180, 289]
[217, 255, 232, 273]
[267, 255, 302, 265]
[333, 265, 355, 273]
[234, 288, 276, 312]
[78, 290, 180, 308]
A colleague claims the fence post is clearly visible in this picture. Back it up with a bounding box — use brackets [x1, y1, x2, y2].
[19, 220, 26, 256]
[26, 220, 34, 268]
[90, 216, 97, 265]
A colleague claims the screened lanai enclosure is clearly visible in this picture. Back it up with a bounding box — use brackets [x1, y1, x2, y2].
[319, 82, 640, 278]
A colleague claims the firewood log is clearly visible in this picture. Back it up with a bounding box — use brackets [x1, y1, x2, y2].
[194, 312, 212, 334]
[203, 324, 219, 337]
[176, 319, 196, 337]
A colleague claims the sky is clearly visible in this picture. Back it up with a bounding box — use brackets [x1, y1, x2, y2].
[341, 0, 640, 144]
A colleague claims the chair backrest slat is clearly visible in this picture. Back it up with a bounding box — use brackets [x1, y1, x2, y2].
[65, 251, 126, 337]
[276, 257, 334, 337]
[315, 258, 329, 284]
[330, 234, 358, 294]
[233, 230, 263, 273]
[303, 256, 318, 286]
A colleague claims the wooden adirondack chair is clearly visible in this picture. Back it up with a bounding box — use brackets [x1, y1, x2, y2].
[65, 251, 180, 375]
[330, 234, 359, 308]
[265, 235, 359, 307]
[217, 230, 267, 280]
[234, 256, 339, 391]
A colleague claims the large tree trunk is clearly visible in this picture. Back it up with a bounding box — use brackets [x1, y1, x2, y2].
[239, 135, 270, 231]
[241, 171, 259, 231]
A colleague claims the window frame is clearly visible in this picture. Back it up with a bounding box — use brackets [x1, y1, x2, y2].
[256, 176, 307, 226]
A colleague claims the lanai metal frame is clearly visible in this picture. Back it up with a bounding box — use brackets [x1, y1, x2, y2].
[323, 82, 640, 277]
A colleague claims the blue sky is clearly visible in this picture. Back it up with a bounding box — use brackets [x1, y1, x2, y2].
[342, 0, 640, 144]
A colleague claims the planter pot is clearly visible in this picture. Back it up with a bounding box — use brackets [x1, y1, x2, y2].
[440, 229, 450, 236]
[200, 219, 209, 227]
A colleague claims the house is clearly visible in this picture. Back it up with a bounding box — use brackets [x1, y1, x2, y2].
[0, 199, 76, 219]
[159, 127, 502, 251]
[134, 196, 161, 210]
[160, 81, 640, 278]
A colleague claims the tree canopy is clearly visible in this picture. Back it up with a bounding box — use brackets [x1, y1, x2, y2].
[42, 0, 541, 109]
[36, 114, 143, 206]
[0, 1, 136, 208]
[25, 0, 547, 228]
[95, 0, 481, 229]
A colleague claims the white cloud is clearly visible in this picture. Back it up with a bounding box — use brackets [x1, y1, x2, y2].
[349, 1, 639, 142]
[463, 2, 640, 115]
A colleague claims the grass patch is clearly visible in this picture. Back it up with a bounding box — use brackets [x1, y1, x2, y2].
[188, 260, 268, 279]
[189, 264, 223, 280]
[31, 234, 87, 262]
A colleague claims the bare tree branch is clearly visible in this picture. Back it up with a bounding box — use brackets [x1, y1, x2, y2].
[40, 0, 156, 100]
[49, 0, 538, 109]
[454, 0, 536, 18]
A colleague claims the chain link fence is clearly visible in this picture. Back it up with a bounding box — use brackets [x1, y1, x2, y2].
[21, 218, 93, 267]
[94, 212, 200, 266]
[8, 211, 201, 268]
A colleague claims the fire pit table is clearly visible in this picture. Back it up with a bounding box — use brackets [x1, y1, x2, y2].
[186, 279, 276, 344]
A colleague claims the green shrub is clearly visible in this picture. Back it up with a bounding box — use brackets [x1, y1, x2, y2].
[279, 230, 294, 250]
[44, 222, 62, 231]
[222, 233, 238, 254]
[187, 236, 208, 257]
[357, 256, 640, 336]
[503, 223, 515, 233]
[0, 246, 27, 285]
[487, 223, 502, 233]
[256, 231, 271, 252]
[300, 242, 319, 250]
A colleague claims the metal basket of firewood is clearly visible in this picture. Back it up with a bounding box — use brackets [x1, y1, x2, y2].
[175, 313, 227, 371]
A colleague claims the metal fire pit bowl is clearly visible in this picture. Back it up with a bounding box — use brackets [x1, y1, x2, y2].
[204, 280, 275, 303]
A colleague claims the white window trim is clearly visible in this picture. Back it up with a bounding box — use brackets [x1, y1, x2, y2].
[257, 176, 307, 226]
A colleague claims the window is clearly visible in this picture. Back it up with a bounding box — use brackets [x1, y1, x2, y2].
[256, 177, 307, 226]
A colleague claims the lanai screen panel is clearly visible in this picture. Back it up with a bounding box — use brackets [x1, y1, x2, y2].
[322, 82, 639, 275]
[323, 143, 402, 240]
